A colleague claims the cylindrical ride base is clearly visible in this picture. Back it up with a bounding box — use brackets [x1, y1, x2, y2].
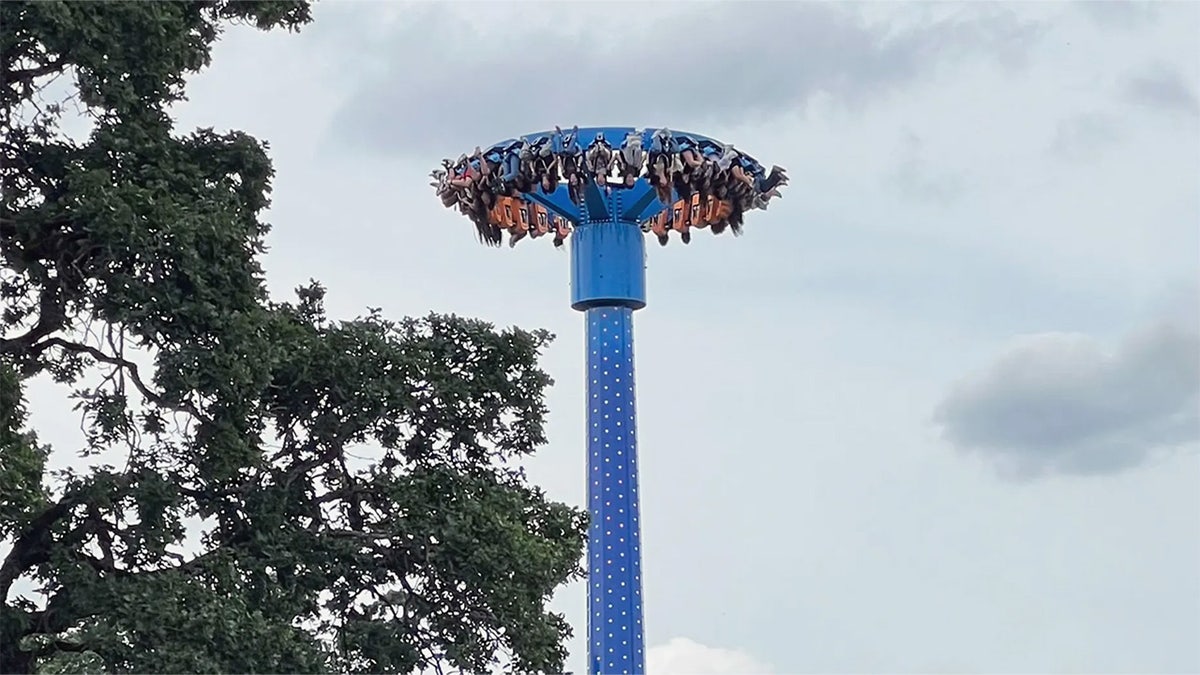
[571, 222, 647, 311]
[585, 306, 646, 675]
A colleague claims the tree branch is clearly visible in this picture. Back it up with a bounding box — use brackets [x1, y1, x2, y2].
[0, 493, 89, 600]
[0, 280, 66, 355]
[3, 58, 67, 84]
[30, 337, 209, 423]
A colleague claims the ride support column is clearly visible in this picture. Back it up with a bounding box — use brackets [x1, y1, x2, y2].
[584, 305, 644, 675]
[570, 193, 648, 674]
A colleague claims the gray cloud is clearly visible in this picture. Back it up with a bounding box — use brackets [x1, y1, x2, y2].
[889, 130, 969, 204]
[1075, 0, 1161, 30]
[325, 2, 1047, 159]
[1047, 112, 1122, 162]
[935, 319, 1200, 479]
[1122, 63, 1200, 116]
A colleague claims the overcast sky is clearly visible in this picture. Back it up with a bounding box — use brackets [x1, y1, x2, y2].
[23, 1, 1200, 673]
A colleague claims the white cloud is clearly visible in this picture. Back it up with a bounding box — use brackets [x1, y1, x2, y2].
[647, 638, 773, 674]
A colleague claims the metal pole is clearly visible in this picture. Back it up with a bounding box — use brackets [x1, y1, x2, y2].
[584, 306, 645, 675]
[570, 186, 647, 674]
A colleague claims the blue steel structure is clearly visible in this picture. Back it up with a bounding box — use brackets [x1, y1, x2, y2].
[527, 128, 658, 675]
[435, 127, 783, 675]
[569, 170, 649, 675]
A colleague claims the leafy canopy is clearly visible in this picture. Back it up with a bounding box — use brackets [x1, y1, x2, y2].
[0, 2, 587, 673]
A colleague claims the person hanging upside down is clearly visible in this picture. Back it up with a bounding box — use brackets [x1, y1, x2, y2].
[617, 130, 646, 188]
[585, 132, 615, 190]
[552, 216, 571, 248]
[648, 128, 681, 206]
[649, 210, 670, 247]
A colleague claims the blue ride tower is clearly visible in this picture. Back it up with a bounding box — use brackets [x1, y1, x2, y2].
[432, 126, 786, 675]
[571, 188, 649, 675]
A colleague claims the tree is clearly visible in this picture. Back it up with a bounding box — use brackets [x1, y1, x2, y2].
[0, 2, 587, 672]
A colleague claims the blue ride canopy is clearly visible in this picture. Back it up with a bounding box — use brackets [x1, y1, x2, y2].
[476, 126, 752, 226]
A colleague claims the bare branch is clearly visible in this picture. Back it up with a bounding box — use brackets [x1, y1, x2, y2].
[32, 336, 209, 424]
[3, 57, 67, 84]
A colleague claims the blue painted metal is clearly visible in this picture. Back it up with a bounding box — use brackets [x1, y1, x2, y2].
[582, 181, 613, 222]
[570, 220, 646, 311]
[585, 306, 645, 675]
[618, 185, 660, 223]
[564, 150, 649, 672]
[570, 181, 646, 311]
[522, 188, 581, 223]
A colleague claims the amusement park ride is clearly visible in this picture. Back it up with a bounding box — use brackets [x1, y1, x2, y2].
[432, 126, 786, 675]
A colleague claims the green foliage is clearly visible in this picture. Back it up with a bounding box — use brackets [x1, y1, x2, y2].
[0, 2, 587, 673]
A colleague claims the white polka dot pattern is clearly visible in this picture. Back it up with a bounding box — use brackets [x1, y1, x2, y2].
[585, 306, 646, 675]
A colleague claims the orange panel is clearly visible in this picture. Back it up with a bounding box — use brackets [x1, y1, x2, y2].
[671, 201, 686, 233]
[488, 199, 504, 227]
[553, 215, 570, 240]
[650, 210, 668, 237]
[515, 200, 530, 233]
[532, 204, 550, 235]
[715, 199, 732, 220]
[488, 197, 510, 231]
[689, 194, 707, 228]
